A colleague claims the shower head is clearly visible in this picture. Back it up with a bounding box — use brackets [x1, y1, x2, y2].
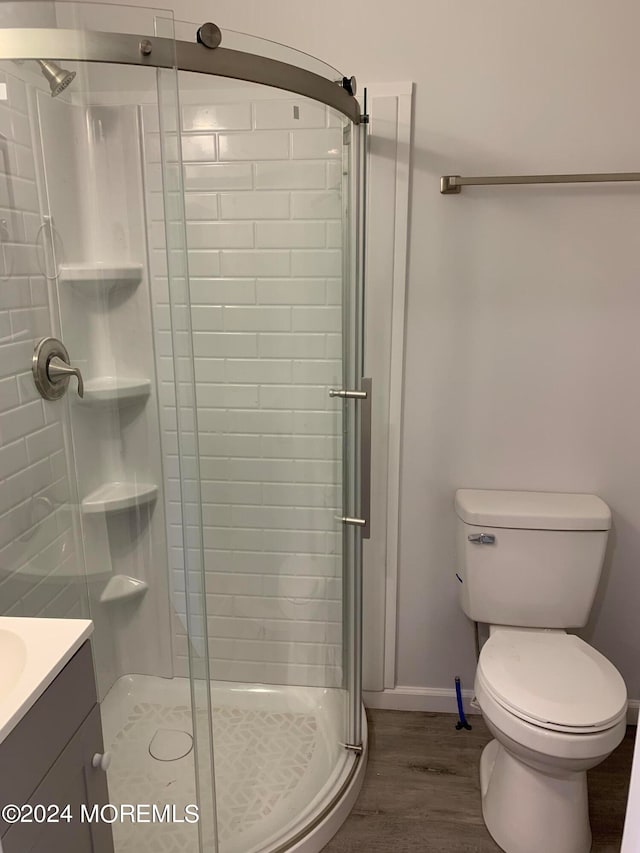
[37, 60, 76, 98]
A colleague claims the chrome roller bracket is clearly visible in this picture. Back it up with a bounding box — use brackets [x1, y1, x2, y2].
[342, 76, 357, 97]
[196, 22, 222, 49]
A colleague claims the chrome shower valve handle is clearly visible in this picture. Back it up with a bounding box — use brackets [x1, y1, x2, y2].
[47, 355, 84, 397]
[32, 337, 84, 400]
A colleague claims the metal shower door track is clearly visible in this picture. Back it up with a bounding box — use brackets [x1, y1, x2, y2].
[0, 28, 361, 123]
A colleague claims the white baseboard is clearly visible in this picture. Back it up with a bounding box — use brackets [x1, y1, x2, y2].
[364, 687, 640, 726]
[363, 686, 480, 715]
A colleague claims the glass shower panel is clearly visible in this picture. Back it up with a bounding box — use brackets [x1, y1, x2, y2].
[0, 6, 213, 852]
[0, 58, 89, 625]
[156, 56, 218, 852]
[154, 68, 363, 852]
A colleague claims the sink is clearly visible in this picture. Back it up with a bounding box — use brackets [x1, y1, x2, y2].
[0, 617, 93, 745]
[0, 629, 27, 696]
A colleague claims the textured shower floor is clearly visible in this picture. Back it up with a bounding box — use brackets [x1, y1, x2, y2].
[100, 675, 347, 853]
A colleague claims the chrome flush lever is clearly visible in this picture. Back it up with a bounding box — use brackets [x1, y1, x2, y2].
[32, 337, 84, 400]
[468, 533, 496, 545]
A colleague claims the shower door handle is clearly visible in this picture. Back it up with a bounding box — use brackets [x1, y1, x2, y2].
[329, 388, 368, 399]
[332, 378, 372, 538]
[359, 377, 372, 539]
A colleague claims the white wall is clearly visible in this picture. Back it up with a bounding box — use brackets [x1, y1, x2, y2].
[78, 0, 640, 702]
[0, 2, 56, 27]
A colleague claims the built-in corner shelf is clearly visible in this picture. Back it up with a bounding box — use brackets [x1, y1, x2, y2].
[78, 377, 151, 407]
[59, 263, 143, 293]
[81, 482, 158, 515]
[100, 574, 149, 604]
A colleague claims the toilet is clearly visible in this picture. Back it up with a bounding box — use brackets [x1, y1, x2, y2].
[455, 489, 628, 853]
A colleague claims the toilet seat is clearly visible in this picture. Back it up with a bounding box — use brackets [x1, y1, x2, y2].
[478, 629, 627, 733]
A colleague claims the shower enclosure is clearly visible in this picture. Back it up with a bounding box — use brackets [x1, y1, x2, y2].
[0, 3, 367, 851]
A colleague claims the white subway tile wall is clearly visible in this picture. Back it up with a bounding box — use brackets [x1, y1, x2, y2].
[144, 97, 346, 687]
[0, 70, 83, 620]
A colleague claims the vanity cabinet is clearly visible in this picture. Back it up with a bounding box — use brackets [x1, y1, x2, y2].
[0, 641, 113, 853]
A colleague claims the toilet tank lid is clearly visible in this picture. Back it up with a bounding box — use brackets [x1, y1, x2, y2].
[455, 489, 611, 530]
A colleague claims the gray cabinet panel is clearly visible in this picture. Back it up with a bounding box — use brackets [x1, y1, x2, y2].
[0, 642, 96, 835]
[2, 704, 113, 853]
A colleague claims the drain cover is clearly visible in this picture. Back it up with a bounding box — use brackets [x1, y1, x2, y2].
[149, 728, 193, 761]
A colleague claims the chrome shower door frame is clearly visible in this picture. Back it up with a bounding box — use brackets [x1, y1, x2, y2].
[0, 28, 361, 124]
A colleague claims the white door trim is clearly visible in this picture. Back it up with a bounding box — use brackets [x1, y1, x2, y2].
[361, 82, 413, 691]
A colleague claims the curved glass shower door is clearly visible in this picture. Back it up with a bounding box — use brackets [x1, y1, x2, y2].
[158, 48, 366, 852]
[0, 8, 365, 853]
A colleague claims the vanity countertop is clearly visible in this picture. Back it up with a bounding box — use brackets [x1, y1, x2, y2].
[0, 617, 93, 746]
[622, 719, 640, 851]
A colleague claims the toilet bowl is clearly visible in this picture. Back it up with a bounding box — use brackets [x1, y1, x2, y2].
[476, 628, 627, 853]
[454, 489, 629, 853]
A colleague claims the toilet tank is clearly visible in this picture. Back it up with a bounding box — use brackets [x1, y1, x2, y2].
[455, 490, 611, 628]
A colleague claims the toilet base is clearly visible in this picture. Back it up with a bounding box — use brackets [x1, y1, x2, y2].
[480, 739, 592, 853]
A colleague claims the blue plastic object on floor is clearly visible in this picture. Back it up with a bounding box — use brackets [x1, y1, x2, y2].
[455, 676, 472, 730]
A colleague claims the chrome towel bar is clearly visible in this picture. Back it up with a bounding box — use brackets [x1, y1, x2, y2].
[440, 171, 640, 194]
